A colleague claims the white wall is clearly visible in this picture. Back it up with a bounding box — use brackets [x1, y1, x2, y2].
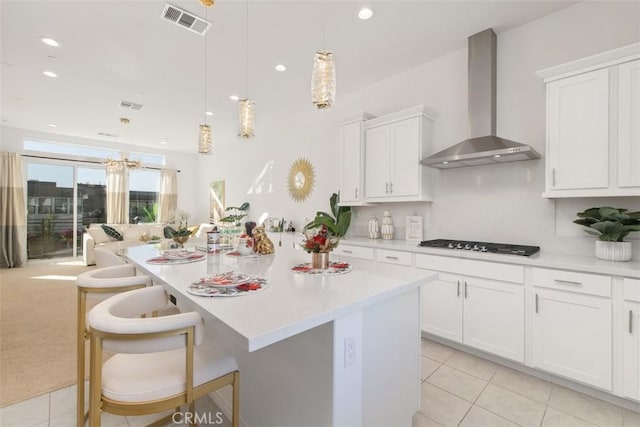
[0, 126, 201, 219]
[195, 0, 640, 258]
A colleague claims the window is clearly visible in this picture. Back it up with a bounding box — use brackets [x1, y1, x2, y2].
[129, 169, 160, 223]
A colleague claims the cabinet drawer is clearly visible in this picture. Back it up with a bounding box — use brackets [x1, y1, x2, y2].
[415, 254, 524, 284]
[377, 249, 413, 266]
[624, 278, 640, 302]
[532, 268, 611, 297]
[334, 244, 374, 260]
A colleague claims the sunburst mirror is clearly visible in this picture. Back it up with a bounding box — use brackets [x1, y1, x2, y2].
[288, 158, 315, 203]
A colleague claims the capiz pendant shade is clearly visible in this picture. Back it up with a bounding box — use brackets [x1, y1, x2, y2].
[238, 98, 255, 138]
[198, 124, 212, 154]
[311, 50, 335, 110]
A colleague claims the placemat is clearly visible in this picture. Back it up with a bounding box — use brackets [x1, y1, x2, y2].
[291, 261, 352, 276]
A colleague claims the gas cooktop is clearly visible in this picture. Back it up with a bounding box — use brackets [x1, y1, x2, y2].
[418, 239, 540, 257]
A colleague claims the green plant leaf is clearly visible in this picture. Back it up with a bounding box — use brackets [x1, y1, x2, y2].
[576, 207, 601, 218]
[336, 211, 352, 237]
[310, 216, 339, 235]
[329, 193, 339, 219]
[584, 229, 602, 237]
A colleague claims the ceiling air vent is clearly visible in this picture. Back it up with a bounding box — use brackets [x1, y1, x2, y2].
[97, 132, 118, 138]
[120, 100, 143, 110]
[161, 3, 212, 36]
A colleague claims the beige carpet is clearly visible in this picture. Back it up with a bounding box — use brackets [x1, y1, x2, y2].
[0, 259, 93, 407]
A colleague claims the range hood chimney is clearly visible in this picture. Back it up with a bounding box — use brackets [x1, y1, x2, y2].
[421, 28, 540, 169]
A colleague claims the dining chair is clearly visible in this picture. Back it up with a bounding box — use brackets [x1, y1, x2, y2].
[87, 286, 239, 427]
[76, 264, 179, 426]
[94, 247, 125, 268]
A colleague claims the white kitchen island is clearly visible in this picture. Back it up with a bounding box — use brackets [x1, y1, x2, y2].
[123, 244, 436, 427]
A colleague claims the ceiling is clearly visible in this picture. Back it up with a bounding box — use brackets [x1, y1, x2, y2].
[1, 0, 576, 153]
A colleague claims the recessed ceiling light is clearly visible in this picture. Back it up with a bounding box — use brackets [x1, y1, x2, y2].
[47, 123, 58, 128]
[442, 161, 449, 164]
[47, 55, 58, 61]
[43, 71, 57, 78]
[230, 95, 239, 101]
[275, 64, 287, 72]
[358, 7, 373, 20]
[493, 154, 501, 158]
[132, 92, 143, 97]
[160, 140, 168, 145]
[40, 37, 60, 47]
[205, 111, 214, 116]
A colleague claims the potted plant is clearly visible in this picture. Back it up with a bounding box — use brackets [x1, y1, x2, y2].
[220, 202, 250, 226]
[303, 193, 351, 269]
[574, 207, 640, 261]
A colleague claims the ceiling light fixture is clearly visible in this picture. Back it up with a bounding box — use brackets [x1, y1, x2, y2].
[199, 0, 214, 6]
[198, 6, 212, 154]
[103, 118, 142, 170]
[238, 0, 255, 138]
[230, 95, 239, 101]
[40, 37, 59, 47]
[311, 2, 336, 110]
[43, 71, 57, 78]
[275, 64, 287, 72]
[47, 123, 57, 128]
[358, 7, 373, 20]
[206, 111, 214, 116]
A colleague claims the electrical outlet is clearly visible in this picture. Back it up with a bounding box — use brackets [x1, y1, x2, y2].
[344, 336, 356, 368]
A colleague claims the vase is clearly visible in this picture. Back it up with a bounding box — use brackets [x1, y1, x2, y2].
[381, 211, 394, 240]
[311, 252, 330, 270]
[595, 241, 632, 262]
[172, 235, 190, 248]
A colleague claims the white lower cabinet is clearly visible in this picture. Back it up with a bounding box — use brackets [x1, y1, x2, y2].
[417, 255, 525, 363]
[623, 278, 640, 401]
[532, 288, 612, 390]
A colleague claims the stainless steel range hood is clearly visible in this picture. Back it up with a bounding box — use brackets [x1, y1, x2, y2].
[421, 28, 540, 169]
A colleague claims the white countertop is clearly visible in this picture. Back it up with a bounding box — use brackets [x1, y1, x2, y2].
[123, 244, 436, 352]
[341, 237, 640, 278]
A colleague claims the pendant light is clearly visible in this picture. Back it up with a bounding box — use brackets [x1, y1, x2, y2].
[198, 5, 213, 154]
[311, 2, 335, 110]
[238, 0, 255, 138]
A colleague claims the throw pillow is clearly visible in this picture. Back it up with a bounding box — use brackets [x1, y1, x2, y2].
[86, 226, 110, 244]
[164, 225, 175, 238]
[101, 224, 124, 241]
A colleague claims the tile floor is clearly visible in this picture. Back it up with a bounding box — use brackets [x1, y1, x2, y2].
[1, 338, 638, 426]
[415, 339, 640, 427]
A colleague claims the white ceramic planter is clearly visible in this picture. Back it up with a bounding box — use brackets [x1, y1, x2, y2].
[595, 240, 632, 262]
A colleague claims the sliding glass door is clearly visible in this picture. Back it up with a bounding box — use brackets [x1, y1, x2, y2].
[26, 162, 106, 259]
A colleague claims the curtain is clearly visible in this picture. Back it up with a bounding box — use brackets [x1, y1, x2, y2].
[157, 168, 177, 224]
[0, 152, 27, 268]
[106, 167, 127, 224]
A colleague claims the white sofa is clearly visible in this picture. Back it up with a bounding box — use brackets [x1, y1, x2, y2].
[83, 223, 215, 265]
[83, 223, 167, 266]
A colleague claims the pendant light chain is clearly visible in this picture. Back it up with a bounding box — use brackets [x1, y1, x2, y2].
[245, 0, 249, 99]
[204, 8, 208, 125]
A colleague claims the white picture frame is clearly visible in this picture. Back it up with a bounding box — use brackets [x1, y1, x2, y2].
[405, 216, 423, 242]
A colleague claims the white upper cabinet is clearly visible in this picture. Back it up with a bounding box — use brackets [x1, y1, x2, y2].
[364, 105, 437, 202]
[537, 43, 640, 198]
[339, 113, 374, 206]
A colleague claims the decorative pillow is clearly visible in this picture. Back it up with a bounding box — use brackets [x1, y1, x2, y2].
[101, 224, 124, 241]
[122, 227, 143, 241]
[164, 225, 175, 238]
[86, 226, 110, 244]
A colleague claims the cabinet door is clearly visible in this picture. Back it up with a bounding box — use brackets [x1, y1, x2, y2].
[532, 289, 612, 390]
[365, 125, 390, 198]
[340, 121, 363, 203]
[389, 117, 420, 197]
[462, 277, 524, 362]
[617, 60, 640, 189]
[624, 301, 640, 401]
[421, 273, 463, 343]
[547, 68, 609, 190]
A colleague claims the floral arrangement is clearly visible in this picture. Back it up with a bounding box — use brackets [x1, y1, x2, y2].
[302, 193, 351, 254]
[166, 209, 192, 238]
[302, 225, 339, 253]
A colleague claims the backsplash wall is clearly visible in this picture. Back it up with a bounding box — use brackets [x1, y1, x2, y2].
[336, 1, 640, 258]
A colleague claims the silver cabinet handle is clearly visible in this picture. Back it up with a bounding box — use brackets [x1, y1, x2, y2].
[342, 250, 353, 254]
[385, 256, 399, 260]
[552, 168, 556, 186]
[456, 280, 460, 297]
[389, 182, 393, 194]
[554, 279, 582, 287]
[354, 188, 359, 199]
[535, 294, 539, 313]
[630, 310, 634, 334]
[464, 281, 468, 299]
[385, 183, 389, 194]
